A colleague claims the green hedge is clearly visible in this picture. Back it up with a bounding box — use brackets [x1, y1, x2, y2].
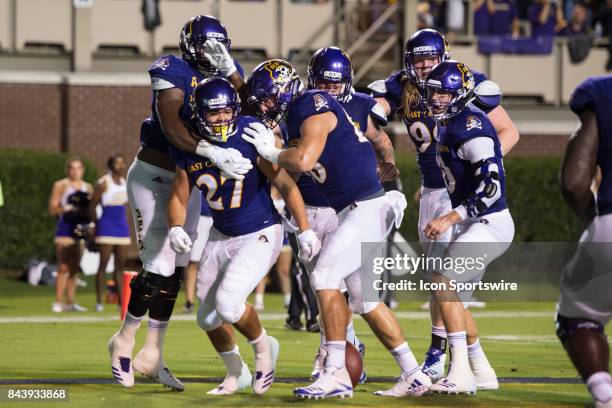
[0, 149, 584, 269]
[395, 152, 583, 242]
[0, 149, 97, 269]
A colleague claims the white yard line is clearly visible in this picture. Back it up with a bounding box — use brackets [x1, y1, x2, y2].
[0, 310, 553, 324]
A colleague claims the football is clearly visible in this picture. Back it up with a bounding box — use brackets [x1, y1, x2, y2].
[345, 341, 363, 388]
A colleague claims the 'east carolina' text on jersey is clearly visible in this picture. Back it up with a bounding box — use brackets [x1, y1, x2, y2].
[140, 54, 244, 155]
[170, 116, 280, 236]
[570, 75, 612, 216]
[436, 104, 508, 217]
[370, 69, 495, 189]
[286, 90, 382, 212]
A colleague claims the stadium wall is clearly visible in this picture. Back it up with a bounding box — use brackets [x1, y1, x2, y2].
[0, 72, 575, 172]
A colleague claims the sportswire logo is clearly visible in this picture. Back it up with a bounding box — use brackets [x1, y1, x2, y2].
[323, 71, 342, 80]
[208, 97, 227, 108]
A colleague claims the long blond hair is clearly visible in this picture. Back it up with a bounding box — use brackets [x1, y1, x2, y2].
[401, 77, 421, 119]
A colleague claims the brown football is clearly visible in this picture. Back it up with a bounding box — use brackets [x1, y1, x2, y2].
[345, 341, 363, 388]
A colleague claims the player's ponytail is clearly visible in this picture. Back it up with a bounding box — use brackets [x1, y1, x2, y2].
[401, 79, 420, 119]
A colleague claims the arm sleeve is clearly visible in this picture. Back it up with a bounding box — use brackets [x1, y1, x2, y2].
[454, 137, 502, 219]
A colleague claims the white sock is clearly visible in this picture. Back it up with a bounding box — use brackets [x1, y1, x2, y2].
[587, 372, 612, 403]
[467, 339, 485, 359]
[142, 318, 169, 356]
[283, 293, 291, 306]
[325, 340, 346, 369]
[346, 321, 359, 346]
[447, 331, 468, 351]
[432, 325, 447, 338]
[117, 312, 143, 345]
[249, 329, 270, 363]
[254, 293, 264, 305]
[390, 342, 419, 375]
[219, 345, 244, 376]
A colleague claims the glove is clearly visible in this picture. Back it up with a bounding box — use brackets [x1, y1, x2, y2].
[386, 190, 408, 228]
[297, 229, 321, 263]
[202, 38, 237, 78]
[242, 122, 282, 164]
[196, 142, 253, 180]
[169, 226, 192, 254]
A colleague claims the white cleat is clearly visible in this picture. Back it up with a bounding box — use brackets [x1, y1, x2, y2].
[51, 302, 63, 313]
[294, 367, 353, 399]
[420, 348, 447, 382]
[252, 336, 279, 395]
[108, 331, 134, 388]
[429, 347, 477, 395]
[374, 369, 431, 397]
[310, 346, 327, 380]
[473, 365, 499, 390]
[96, 303, 104, 312]
[207, 362, 252, 395]
[133, 349, 184, 391]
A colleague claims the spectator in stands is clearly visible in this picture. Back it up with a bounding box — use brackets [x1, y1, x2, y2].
[475, 0, 521, 36]
[446, 0, 466, 38]
[89, 154, 131, 312]
[417, 0, 436, 29]
[528, 0, 567, 36]
[594, 0, 612, 69]
[474, 0, 492, 34]
[559, 2, 590, 34]
[48, 157, 93, 313]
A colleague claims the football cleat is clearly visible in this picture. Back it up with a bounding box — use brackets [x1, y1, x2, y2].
[429, 345, 476, 395]
[207, 362, 252, 395]
[294, 367, 353, 399]
[420, 347, 447, 382]
[133, 350, 184, 391]
[108, 332, 134, 388]
[65, 303, 87, 312]
[51, 302, 63, 313]
[252, 336, 279, 395]
[311, 346, 327, 380]
[471, 359, 499, 390]
[374, 369, 431, 397]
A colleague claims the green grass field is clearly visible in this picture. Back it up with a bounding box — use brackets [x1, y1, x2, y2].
[0, 273, 607, 408]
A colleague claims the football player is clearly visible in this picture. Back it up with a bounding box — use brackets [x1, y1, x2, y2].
[369, 28, 518, 387]
[107, 15, 251, 391]
[167, 77, 320, 395]
[243, 68, 432, 399]
[556, 75, 612, 408]
[422, 60, 515, 394]
[246, 57, 370, 384]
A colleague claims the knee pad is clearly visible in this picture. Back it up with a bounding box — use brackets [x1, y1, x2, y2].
[197, 303, 222, 332]
[556, 313, 605, 345]
[216, 300, 246, 324]
[348, 296, 379, 315]
[310, 270, 342, 291]
[130, 270, 181, 301]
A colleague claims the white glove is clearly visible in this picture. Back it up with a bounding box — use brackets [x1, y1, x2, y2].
[202, 38, 237, 78]
[196, 142, 252, 181]
[242, 122, 282, 164]
[386, 190, 408, 228]
[169, 226, 192, 254]
[297, 229, 321, 263]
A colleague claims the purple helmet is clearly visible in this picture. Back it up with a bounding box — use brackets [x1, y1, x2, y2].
[179, 15, 231, 75]
[191, 77, 240, 142]
[246, 59, 302, 128]
[307, 47, 353, 102]
[404, 29, 450, 87]
[424, 60, 475, 120]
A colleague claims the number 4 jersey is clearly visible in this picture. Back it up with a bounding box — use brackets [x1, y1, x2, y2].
[170, 116, 280, 236]
[286, 90, 383, 212]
